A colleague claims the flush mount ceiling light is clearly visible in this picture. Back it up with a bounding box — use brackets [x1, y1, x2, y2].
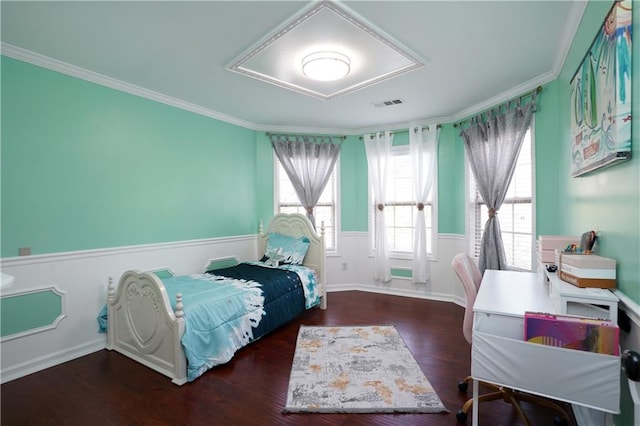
[302, 51, 351, 81]
[226, 1, 425, 100]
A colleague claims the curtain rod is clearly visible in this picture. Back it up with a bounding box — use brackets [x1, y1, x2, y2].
[453, 85, 542, 128]
[358, 124, 441, 140]
[266, 132, 346, 140]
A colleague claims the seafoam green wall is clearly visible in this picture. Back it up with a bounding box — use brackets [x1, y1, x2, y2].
[438, 124, 465, 234]
[533, 79, 565, 237]
[339, 135, 368, 232]
[557, 4, 639, 423]
[1, 56, 258, 257]
[255, 132, 276, 227]
[556, 0, 639, 308]
[442, 8, 638, 269]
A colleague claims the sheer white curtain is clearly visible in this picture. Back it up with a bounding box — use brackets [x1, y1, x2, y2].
[364, 131, 393, 283]
[409, 125, 438, 284]
[460, 93, 536, 273]
[271, 135, 342, 228]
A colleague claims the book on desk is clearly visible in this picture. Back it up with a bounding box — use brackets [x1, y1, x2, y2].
[524, 312, 619, 356]
[558, 253, 617, 289]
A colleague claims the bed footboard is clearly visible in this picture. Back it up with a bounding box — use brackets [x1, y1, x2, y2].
[106, 270, 187, 385]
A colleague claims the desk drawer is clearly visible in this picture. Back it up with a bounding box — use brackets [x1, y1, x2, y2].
[472, 330, 620, 413]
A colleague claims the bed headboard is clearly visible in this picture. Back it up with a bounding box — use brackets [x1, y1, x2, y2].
[258, 213, 325, 286]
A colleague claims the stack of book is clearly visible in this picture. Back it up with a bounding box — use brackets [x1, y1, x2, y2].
[558, 254, 616, 289]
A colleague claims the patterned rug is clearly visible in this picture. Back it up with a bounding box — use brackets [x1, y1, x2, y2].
[283, 325, 448, 413]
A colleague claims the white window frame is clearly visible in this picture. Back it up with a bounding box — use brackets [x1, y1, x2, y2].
[274, 154, 340, 253]
[369, 144, 438, 260]
[465, 123, 536, 271]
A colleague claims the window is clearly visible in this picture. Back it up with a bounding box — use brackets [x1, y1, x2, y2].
[372, 145, 436, 256]
[467, 126, 534, 270]
[275, 160, 338, 251]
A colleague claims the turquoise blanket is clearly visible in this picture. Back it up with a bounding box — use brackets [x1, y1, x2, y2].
[163, 273, 265, 381]
[99, 263, 319, 382]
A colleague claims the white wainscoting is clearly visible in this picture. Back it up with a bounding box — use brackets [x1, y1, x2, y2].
[3, 229, 638, 426]
[0, 235, 258, 384]
[0, 232, 467, 383]
[326, 232, 467, 306]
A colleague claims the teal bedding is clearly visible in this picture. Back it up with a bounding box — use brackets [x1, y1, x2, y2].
[159, 262, 319, 381]
[162, 273, 264, 380]
[98, 262, 320, 382]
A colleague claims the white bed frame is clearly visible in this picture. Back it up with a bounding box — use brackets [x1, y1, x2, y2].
[106, 213, 326, 385]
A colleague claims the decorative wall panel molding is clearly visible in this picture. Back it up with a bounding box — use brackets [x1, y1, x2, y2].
[1, 286, 66, 341]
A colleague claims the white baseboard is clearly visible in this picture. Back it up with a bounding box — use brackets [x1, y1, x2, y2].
[0, 234, 258, 384]
[328, 283, 465, 307]
[1, 337, 105, 384]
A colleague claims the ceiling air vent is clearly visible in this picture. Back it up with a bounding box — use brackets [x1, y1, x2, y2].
[373, 98, 404, 108]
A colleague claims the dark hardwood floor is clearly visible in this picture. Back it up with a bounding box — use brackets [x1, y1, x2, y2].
[1, 291, 575, 425]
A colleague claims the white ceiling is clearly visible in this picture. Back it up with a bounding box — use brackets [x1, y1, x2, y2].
[1, 1, 586, 133]
[227, 1, 426, 101]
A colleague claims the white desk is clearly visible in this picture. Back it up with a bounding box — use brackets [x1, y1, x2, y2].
[470, 270, 620, 426]
[475, 270, 552, 318]
[546, 271, 619, 323]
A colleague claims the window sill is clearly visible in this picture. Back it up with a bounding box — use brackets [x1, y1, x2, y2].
[368, 252, 437, 262]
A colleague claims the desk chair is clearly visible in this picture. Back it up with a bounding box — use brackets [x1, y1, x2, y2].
[452, 253, 571, 426]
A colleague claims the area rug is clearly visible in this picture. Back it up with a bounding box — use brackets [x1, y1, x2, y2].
[283, 325, 448, 413]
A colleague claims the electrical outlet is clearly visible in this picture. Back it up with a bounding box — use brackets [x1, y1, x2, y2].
[341, 262, 347, 271]
[19, 247, 31, 256]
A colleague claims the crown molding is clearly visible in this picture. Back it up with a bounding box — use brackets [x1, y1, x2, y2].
[350, 116, 450, 136]
[256, 123, 356, 136]
[551, 0, 589, 78]
[2, 0, 585, 138]
[451, 70, 556, 123]
[1, 42, 412, 136]
[1, 43, 258, 131]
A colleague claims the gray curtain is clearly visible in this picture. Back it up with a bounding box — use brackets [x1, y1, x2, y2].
[271, 134, 342, 228]
[460, 93, 537, 273]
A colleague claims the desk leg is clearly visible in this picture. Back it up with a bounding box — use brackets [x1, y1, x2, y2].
[472, 378, 479, 426]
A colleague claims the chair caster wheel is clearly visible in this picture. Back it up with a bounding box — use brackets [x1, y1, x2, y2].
[553, 416, 569, 426]
[458, 381, 468, 393]
[456, 409, 468, 423]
